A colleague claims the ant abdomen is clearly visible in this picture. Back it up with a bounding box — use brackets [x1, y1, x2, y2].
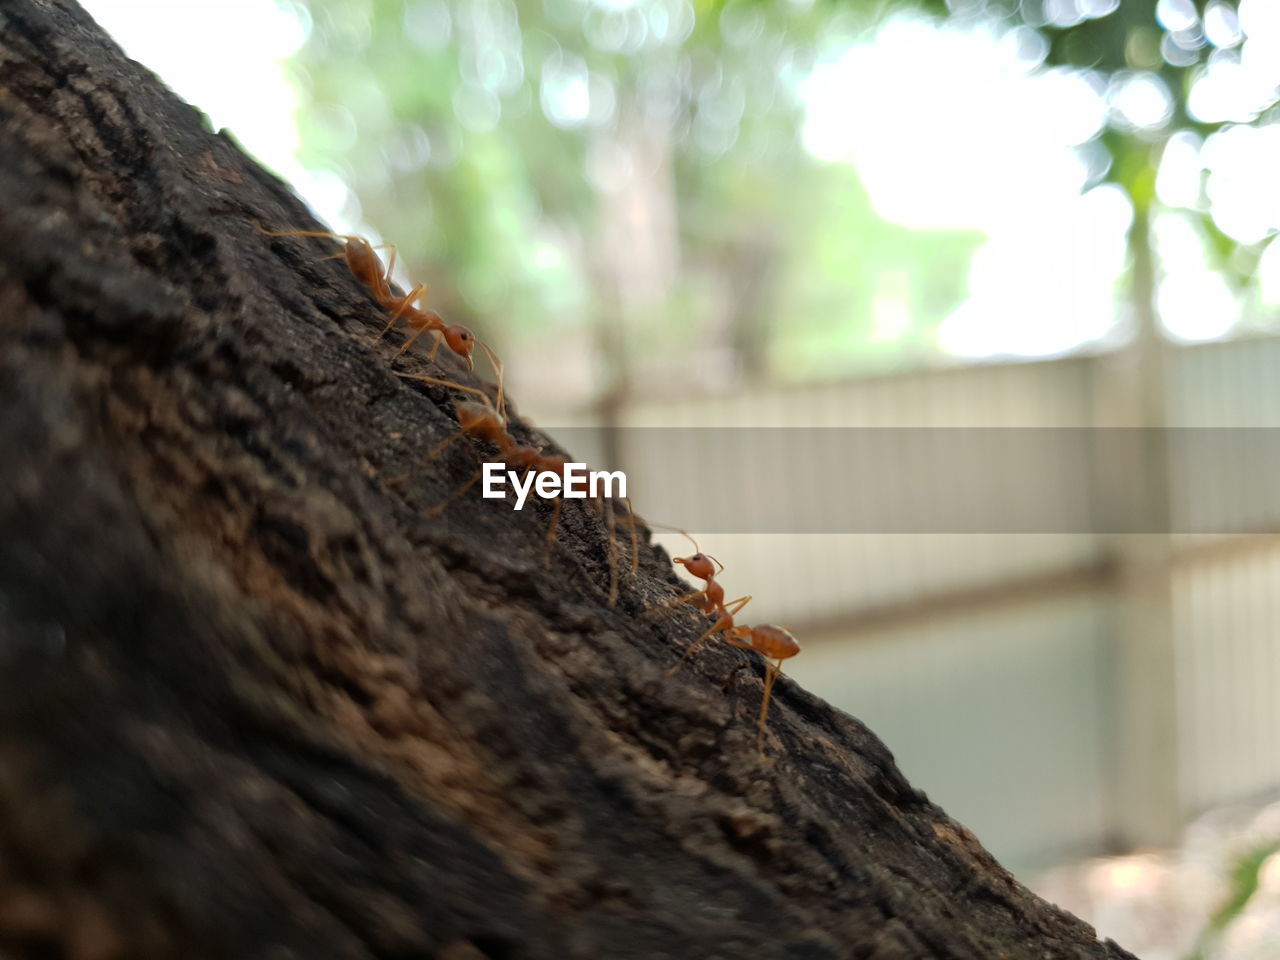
[343, 240, 382, 288]
[750, 625, 800, 661]
[455, 401, 507, 448]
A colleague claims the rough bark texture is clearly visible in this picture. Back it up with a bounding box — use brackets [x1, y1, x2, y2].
[0, 3, 1136, 958]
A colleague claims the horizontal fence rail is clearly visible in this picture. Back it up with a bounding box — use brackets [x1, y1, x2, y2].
[534, 337, 1280, 869]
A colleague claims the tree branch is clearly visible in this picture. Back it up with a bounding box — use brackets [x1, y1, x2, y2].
[0, 3, 1133, 958]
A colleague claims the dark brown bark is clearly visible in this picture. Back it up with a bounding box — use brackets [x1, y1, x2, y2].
[0, 3, 1135, 958]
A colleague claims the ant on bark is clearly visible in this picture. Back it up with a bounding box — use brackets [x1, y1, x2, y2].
[657, 528, 801, 754]
[396, 373, 637, 606]
[673, 592, 800, 753]
[641, 524, 725, 615]
[253, 221, 501, 378]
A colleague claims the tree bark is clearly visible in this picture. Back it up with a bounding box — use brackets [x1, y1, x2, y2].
[0, 3, 1135, 958]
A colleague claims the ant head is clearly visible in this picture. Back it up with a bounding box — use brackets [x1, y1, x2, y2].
[443, 325, 476, 368]
[674, 553, 716, 581]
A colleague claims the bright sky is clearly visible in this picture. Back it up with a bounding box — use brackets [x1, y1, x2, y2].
[801, 7, 1280, 354]
[79, 0, 1280, 357]
[79, 0, 360, 234]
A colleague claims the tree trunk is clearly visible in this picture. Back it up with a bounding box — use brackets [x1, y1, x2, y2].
[0, 3, 1136, 958]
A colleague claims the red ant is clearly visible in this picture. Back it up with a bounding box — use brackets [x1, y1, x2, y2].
[641, 525, 725, 615]
[659, 531, 801, 754]
[253, 221, 497, 376]
[396, 373, 637, 605]
[672, 547, 725, 616]
[253, 220, 397, 300]
[725, 620, 799, 755]
[373, 285, 494, 376]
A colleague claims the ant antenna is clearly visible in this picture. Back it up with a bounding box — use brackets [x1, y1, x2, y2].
[640, 519, 700, 553]
[635, 520, 694, 553]
[644, 521, 723, 575]
[475, 337, 506, 422]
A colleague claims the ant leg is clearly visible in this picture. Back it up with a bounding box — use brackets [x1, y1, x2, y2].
[323, 241, 395, 260]
[376, 313, 401, 341]
[396, 374, 493, 405]
[648, 587, 709, 615]
[477, 339, 505, 421]
[685, 593, 749, 620]
[667, 596, 752, 675]
[425, 330, 445, 361]
[323, 242, 394, 261]
[668, 622, 728, 676]
[387, 282, 425, 322]
[757, 659, 783, 756]
[426, 429, 465, 460]
[376, 283, 426, 341]
[364, 244, 398, 304]
[397, 322, 437, 358]
[604, 497, 619, 607]
[253, 222, 361, 244]
[432, 460, 486, 519]
[374, 246, 403, 305]
[380, 243, 399, 278]
[543, 499, 563, 569]
[622, 497, 639, 574]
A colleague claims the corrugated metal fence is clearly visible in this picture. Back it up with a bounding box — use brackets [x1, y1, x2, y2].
[544, 336, 1280, 870]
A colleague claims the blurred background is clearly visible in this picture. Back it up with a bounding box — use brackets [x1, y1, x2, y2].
[79, 0, 1280, 955]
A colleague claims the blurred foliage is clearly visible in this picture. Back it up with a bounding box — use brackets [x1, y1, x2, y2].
[996, 0, 1270, 288]
[292, 0, 981, 402]
[1187, 839, 1280, 960]
[290, 0, 1274, 408]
